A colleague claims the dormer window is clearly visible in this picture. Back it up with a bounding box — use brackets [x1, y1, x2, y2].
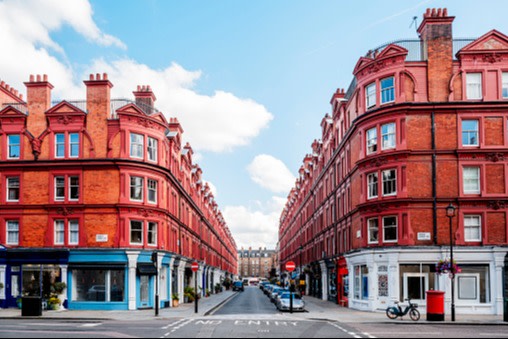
[503, 72, 508, 99]
[466, 73, 482, 100]
[7, 135, 20, 159]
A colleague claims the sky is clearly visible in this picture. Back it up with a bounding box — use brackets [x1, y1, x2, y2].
[2, 0, 508, 249]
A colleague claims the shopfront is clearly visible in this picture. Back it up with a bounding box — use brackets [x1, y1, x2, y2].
[337, 257, 349, 307]
[326, 259, 338, 303]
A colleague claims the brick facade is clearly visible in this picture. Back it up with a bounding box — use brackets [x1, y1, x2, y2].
[279, 8, 508, 314]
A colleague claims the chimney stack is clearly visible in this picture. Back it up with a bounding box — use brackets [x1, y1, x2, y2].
[84, 73, 113, 158]
[133, 85, 156, 114]
[25, 74, 53, 137]
[417, 8, 455, 102]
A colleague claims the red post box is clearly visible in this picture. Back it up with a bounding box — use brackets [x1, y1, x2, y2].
[426, 290, 446, 321]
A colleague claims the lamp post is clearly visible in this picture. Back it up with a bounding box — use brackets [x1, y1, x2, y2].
[446, 203, 456, 322]
[299, 245, 304, 294]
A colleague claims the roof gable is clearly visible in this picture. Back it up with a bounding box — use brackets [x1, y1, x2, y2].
[0, 105, 27, 118]
[459, 30, 508, 52]
[46, 101, 86, 116]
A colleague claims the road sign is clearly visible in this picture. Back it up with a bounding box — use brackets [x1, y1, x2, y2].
[286, 261, 296, 272]
[192, 262, 199, 272]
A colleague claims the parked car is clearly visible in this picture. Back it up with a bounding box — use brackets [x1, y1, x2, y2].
[232, 281, 244, 292]
[270, 287, 284, 303]
[86, 285, 106, 301]
[276, 292, 305, 312]
[259, 282, 270, 291]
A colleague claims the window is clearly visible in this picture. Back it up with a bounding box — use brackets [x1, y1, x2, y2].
[69, 177, 80, 201]
[55, 133, 65, 158]
[463, 167, 480, 194]
[366, 128, 377, 155]
[69, 220, 79, 245]
[55, 177, 65, 201]
[367, 173, 378, 199]
[7, 135, 20, 159]
[6, 220, 19, 245]
[381, 123, 396, 150]
[368, 218, 379, 244]
[130, 133, 144, 159]
[366, 83, 376, 108]
[72, 269, 125, 302]
[148, 137, 158, 162]
[503, 73, 508, 99]
[148, 179, 157, 204]
[130, 220, 143, 245]
[464, 215, 481, 242]
[148, 222, 157, 246]
[382, 169, 397, 196]
[383, 216, 398, 242]
[70, 133, 80, 157]
[130, 177, 144, 201]
[462, 120, 479, 146]
[381, 77, 395, 104]
[466, 73, 482, 100]
[54, 220, 65, 245]
[354, 265, 369, 300]
[7, 177, 20, 202]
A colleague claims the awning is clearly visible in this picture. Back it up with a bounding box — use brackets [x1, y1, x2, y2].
[137, 263, 157, 276]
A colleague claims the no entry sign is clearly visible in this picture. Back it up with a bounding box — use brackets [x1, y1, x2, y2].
[192, 262, 199, 272]
[285, 261, 296, 272]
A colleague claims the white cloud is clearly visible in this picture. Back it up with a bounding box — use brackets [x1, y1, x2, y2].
[223, 197, 286, 249]
[87, 59, 274, 153]
[0, 0, 273, 153]
[247, 154, 296, 194]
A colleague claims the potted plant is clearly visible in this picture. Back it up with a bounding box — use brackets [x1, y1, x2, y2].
[48, 296, 61, 311]
[184, 286, 195, 303]
[171, 293, 179, 308]
[205, 289, 211, 298]
[436, 259, 461, 278]
[51, 282, 66, 310]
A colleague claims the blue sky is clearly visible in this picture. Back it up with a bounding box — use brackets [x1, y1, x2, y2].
[2, 0, 508, 248]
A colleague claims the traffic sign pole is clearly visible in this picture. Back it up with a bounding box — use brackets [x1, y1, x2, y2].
[286, 261, 296, 314]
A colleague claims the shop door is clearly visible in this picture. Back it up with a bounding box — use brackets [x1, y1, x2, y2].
[137, 275, 153, 309]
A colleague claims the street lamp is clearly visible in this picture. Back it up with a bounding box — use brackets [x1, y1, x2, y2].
[446, 203, 456, 322]
[299, 245, 304, 294]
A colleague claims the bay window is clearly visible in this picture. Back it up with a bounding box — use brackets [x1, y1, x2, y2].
[383, 216, 398, 242]
[130, 133, 144, 159]
[367, 173, 378, 199]
[366, 83, 376, 109]
[380, 77, 395, 104]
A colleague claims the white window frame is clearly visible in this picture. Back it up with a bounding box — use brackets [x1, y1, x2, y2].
[55, 133, 65, 158]
[503, 72, 508, 99]
[367, 173, 378, 199]
[462, 120, 479, 147]
[382, 169, 397, 197]
[463, 167, 481, 195]
[147, 222, 157, 246]
[382, 216, 398, 243]
[466, 73, 483, 100]
[69, 176, 80, 201]
[147, 137, 158, 162]
[130, 133, 144, 159]
[54, 220, 65, 245]
[130, 176, 144, 202]
[130, 220, 144, 245]
[366, 83, 376, 109]
[147, 179, 157, 204]
[464, 215, 482, 242]
[69, 220, 79, 245]
[380, 77, 395, 104]
[367, 218, 379, 244]
[381, 123, 396, 150]
[6, 220, 19, 245]
[455, 273, 481, 304]
[69, 133, 80, 158]
[55, 176, 66, 201]
[366, 128, 377, 155]
[7, 135, 20, 160]
[6, 177, 20, 202]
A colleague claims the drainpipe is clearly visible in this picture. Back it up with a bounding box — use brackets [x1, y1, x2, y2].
[431, 111, 438, 245]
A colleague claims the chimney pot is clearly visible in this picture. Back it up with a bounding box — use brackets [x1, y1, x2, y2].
[443, 8, 448, 16]
[90, 74, 94, 81]
[19, 94, 23, 100]
[431, 8, 437, 17]
[96, 73, 101, 81]
[5, 85, 10, 91]
[36, 75, 41, 82]
[437, 8, 442, 17]
[103, 73, 108, 80]
[29, 75, 34, 82]
[43, 74, 48, 82]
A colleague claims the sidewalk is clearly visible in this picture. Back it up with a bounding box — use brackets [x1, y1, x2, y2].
[292, 296, 507, 325]
[0, 291, 237, 321]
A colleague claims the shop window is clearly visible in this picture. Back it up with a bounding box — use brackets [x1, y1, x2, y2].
[22, 265, 60, 298]
[399, 265, 436, 302]
[72, 269, 125, 302]
[354, 265, 369, 300]
[455, 265, 490, 304]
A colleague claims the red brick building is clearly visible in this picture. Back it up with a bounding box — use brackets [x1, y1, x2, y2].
[279, 8, 508, 315]
[0, 73, 237, 310]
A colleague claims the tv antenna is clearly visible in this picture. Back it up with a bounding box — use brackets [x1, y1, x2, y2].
[410, 16, 418, 31]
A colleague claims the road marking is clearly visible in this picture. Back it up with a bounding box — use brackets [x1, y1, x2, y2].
[327, 322, 370, 339]
[81, 323, 102, 328]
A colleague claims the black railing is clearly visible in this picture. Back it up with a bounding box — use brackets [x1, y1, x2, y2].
[51, 100, 88, 113]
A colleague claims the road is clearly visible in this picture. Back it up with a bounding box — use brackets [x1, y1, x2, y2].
[0, 287, 506, 338]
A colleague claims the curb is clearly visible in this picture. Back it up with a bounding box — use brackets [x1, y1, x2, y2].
[204, 292, 239, 316]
